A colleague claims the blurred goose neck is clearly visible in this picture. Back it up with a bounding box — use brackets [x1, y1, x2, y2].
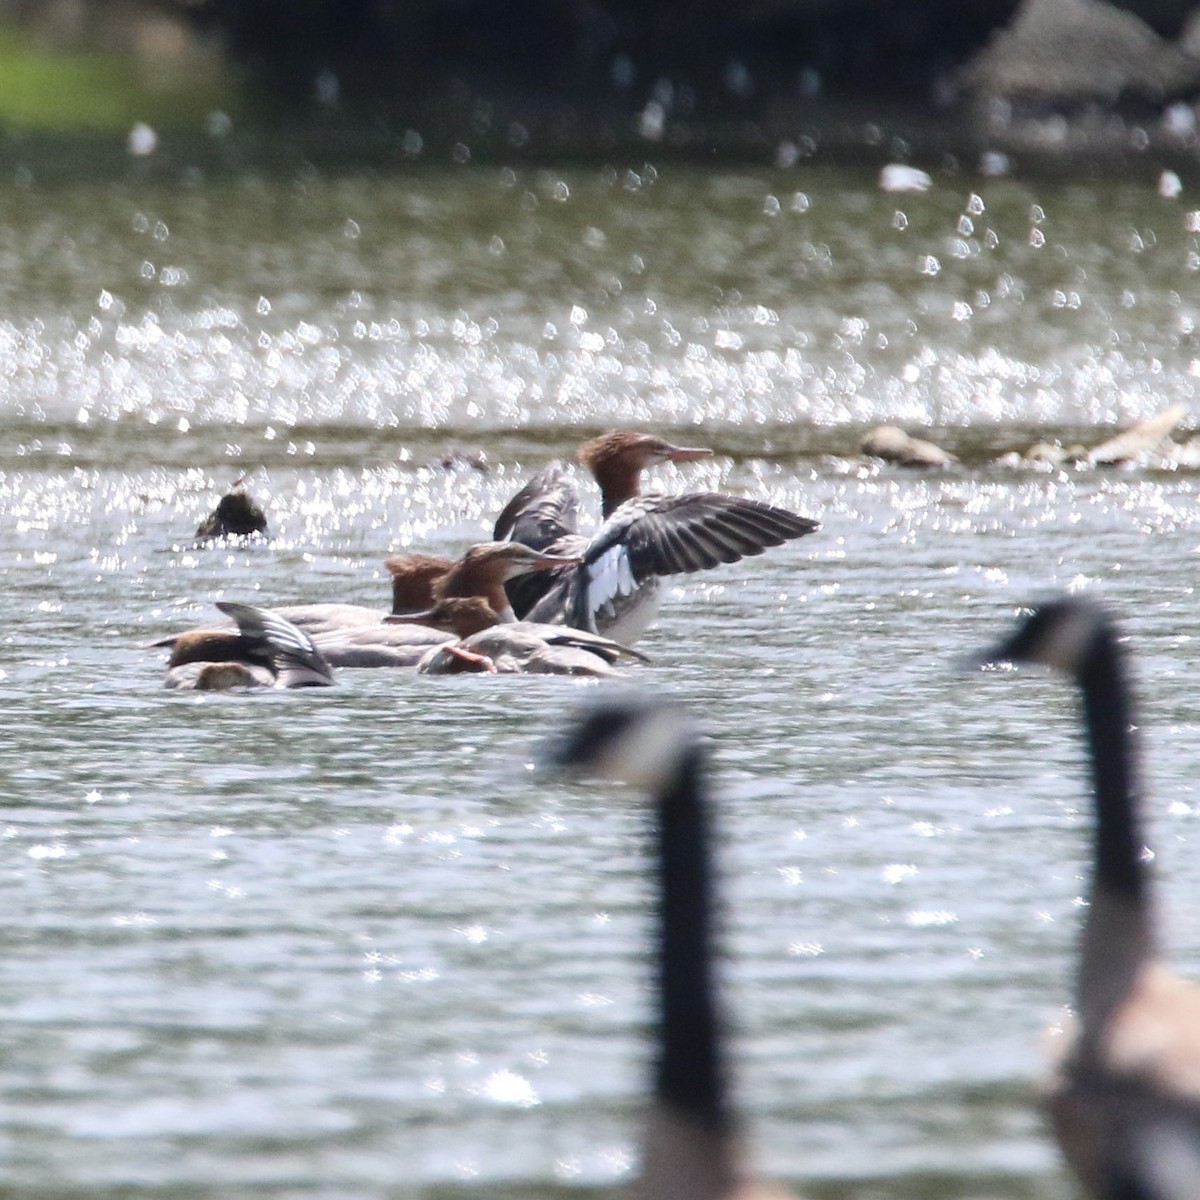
[1075, 626, 1154, 1033]
[655, 742, 730, 1135]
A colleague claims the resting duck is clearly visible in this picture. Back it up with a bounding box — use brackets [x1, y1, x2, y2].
[159, 602, 335, 690]
[426, 542, 581, 618]
[261, 544, 583, 668]
[497, 430, 820, 643]
[194, 481, 269, 543]
[398, 596, 644, 677]
[258, 552, 457, 640]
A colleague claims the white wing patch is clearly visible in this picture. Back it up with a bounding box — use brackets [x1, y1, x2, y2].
[588, 543, 638, 614]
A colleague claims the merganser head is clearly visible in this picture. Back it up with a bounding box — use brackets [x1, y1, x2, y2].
[578, 430, 713, 474]
[193, 662, 265, 690]
[977, 596, 1111, 675]
[389, 596, 500, 638]
[384, 551, 457, 613]
[164, 627, 265, 670]
[491, 542, 585, 582]
[578, 431, 713, 515]
[438, 542, 583, 594]
[440, 643, 499, 673]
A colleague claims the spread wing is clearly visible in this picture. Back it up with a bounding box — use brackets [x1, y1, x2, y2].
[494, 463, 583, 619]
[525, 493, 819, 633]
[493, 465, 580, 548]
[215, 602, 336, 688]
[611, 492, 819, 575]
[582, 492, 819, 612]
[494, 466, 584, 619]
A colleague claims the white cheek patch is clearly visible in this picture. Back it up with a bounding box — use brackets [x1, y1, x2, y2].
[594, 705, 695, 793]
[1039, 604, 1103, 672]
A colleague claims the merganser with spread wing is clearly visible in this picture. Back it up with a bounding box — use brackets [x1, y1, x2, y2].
[498, 431, 819, 643]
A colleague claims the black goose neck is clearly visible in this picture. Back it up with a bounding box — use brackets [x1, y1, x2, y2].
[1077, 626, 1146, 904]
[653, 741, 731, 1132]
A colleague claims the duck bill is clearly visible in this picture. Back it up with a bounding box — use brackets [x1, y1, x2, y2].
[665, 445, 713, 462]
[446, 644, 498, 672]
[527, 552, 584, 571]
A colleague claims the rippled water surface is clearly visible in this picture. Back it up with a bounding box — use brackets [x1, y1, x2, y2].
[3, 161, 1200, 1198]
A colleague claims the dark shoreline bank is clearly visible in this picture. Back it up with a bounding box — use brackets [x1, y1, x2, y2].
[1, 95, 1197, 186]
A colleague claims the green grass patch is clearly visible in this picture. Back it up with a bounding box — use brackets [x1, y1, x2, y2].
[0, 29, 237, 133]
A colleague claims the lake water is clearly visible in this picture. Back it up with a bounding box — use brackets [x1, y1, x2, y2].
[2, 158, 1200, 1198]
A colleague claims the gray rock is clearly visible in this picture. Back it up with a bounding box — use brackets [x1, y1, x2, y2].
[861, 425, 957, 467]
[1088, 404, 1189, 465]
[959, 0, 1200, 105]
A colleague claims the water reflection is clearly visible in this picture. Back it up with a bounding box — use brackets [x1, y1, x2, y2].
[0, 168, 1194, 436]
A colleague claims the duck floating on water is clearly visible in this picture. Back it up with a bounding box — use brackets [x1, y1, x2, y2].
[397, 595, 645, 677]
[541, 694, 799, 1199]
[305, 619, 454, 669]
[194, 480, 269, 543]
[425, 541, 582, 620]
[493, 430, 712, 619]
[158, 602, 334, 690]
[228, 543, 582, 669]
[975, 596, 1200, 1199]
[496, 431, 819, 644]
[256, 552, 457, 640]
